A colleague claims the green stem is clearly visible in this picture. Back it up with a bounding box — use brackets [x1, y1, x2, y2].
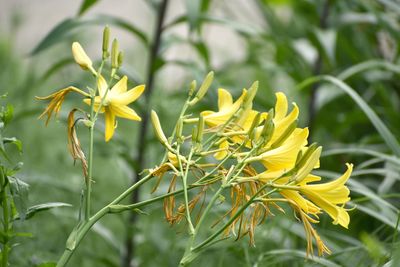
[56, 173, 153, 267]
[85, 96, 95, 221]
[181, 149, 195, 234]
[1, 182, 9, 267]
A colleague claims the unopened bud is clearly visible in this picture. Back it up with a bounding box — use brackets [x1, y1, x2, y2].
[72, 42, 95, 74]
[292, 146, 322, 183]
[188, 71, 214, 106]
[260, 109, 275, 145]
[151, 110, 168, 146]
[118, 51, 124, 67]
[270, 119, 297, 149]
[248, 113, 261, 140]
[242, 81, 258, 110]
[102, 26, 110, 59]
[196, 115, 204, 143]
[176, 118, 183, 143]
[188, 80, 197, 97]
[111, 39, 119, 69]
[191, 126, 198, 143]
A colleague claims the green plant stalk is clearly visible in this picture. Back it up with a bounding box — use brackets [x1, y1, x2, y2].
[1, 183, 9, 267]
[57, 172, 153, 267]
[85, 96, 95, 221]
[180, 149, 195, 235]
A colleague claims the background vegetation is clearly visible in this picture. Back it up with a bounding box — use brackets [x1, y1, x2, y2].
[1, 0, 400, 266]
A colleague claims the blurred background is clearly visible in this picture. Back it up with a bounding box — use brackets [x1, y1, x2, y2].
[1, 0, 400, 266]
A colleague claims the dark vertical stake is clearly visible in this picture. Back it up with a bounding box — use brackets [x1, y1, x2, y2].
[122, 1, 169, 266]
[307, 0, 331, 141]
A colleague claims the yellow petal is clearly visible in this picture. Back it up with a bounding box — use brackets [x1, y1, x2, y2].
[280, 190, 320, 214]
[274, 92, 288, 121]
[300, 188, 349, 228]
[105, 108, 116, 142]
[307, 163, 353, 192]
[110, 105, 141, 121]
[111, 76, 128, 94]
[217, 89, 233, 110]
[97, 75, 108, 97]
[214, 140, 229, 160]
[271, 104, 299, 143]
[260, 128, 308, 171]
[112, 84, 145, 105]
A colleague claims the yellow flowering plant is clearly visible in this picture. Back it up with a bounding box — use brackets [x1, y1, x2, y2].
[37, 27, 353, 267]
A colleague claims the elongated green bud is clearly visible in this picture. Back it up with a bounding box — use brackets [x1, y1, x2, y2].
[102, 26, 110, 59]
[191, 126, 198, 143]
[111, 39, 119, 69]
[196, 115, 204, 143]
[188, 71, 214, 106]
[176, 117, 183, 143]
[292, 146, 322, 183]
[242, 81, 258, 110]
[248, 113, 261, 140]
[151, 110, 168, 146]
[188, 80, 197, 97]
[118, 51, 124, 67]
[260, 109, 274, 145]
[270, 119, 297, 149]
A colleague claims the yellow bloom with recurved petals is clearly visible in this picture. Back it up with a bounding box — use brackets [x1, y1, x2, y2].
[84, 75, 145, 141]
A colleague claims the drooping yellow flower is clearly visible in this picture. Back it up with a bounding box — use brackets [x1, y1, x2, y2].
[299, 163, 353, 228]
[84, 75, 145, 141]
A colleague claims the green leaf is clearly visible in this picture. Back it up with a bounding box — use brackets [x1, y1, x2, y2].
[1, 104, 13, 126]
[31, 15, 148, 55]
[185, 0, 202, 31]
[14, 202, 72, 220]
[297, 75, 400, 157]
[37, 262, 57, 267]
[3, 137, 22, 153]
[8, 176, 29, 220]
[78, 0, 100, 16]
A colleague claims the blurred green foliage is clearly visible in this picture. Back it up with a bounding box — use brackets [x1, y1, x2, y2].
[1, 0, 400, 266]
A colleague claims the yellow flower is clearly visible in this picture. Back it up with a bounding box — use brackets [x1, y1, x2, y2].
[201, 88, 246, 127]
[299, 163, 353, 228]
[84, 75, 145, 141]
[254, 127, 309, 171]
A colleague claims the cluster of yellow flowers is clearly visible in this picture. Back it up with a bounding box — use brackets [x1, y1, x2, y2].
[151, 76, 352, 255]
[37, 28, 353, 257]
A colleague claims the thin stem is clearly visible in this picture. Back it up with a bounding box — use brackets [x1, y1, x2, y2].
[180, 149, 195, 234]
[56, 173, 153, 267]
[1, 184, 9, 267]
[85, 95, 95, 221]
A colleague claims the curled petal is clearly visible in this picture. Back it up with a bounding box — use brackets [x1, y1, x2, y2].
[111, 75, 128, 94]
[105, 108, 116, 142]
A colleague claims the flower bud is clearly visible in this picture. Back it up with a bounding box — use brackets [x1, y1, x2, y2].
[196, 115, 204, 143]
[242, 81, 258, 110]
[260, 109, 274, 145]
[270, 119, 297, 149]
[102, 26, 110, 60]
[151, 110, 168, 146]
[292, 146, 322, 183]
[72, 42, 95, 73]
[188, 71, 214, 106]
[118, 51, 124, 68]
[111, 39, 119, 69]
[188, 80, 197, 97]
